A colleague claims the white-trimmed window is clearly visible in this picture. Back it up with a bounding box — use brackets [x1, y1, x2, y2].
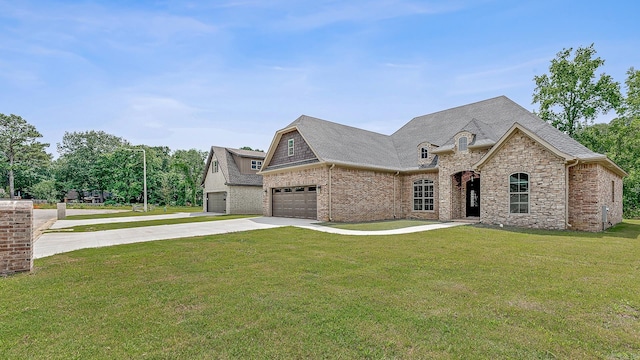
[251, 160, 262, 170]
[421, 147, 428, 159]
[413, 179, 434, 211]
[287, 139, 294, 156]
[212, 160, 218, 173]
[509, 173, 529, 214]
[458, 136, 468, 151]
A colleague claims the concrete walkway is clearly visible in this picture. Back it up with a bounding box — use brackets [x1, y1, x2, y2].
[34, 216, 466, 259]
[49, 212, 220, 229]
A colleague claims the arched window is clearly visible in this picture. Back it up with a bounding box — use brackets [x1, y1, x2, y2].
[458, 136, 468, 151]
[413, 179, 434, 211]
[509, 173, 529, 214]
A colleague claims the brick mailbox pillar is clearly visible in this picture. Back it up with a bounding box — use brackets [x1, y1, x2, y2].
[0, 201, 33, 275]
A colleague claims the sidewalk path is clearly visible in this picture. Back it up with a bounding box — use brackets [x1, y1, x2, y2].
[34, 216, 467, 259]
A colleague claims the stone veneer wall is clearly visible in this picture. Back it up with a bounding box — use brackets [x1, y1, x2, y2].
[262, 166, 329, 220]
[400, 172, 439, 220]
[437, 131, 488, 221]
[228, 186, 264, 215]
[479, 129, 566, 230]
[568, 163, 623, 231]
[1, 201, 33, 275]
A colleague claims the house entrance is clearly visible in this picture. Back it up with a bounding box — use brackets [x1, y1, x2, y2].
[452, 171, 480, 220]
[466, 177, 480, 217]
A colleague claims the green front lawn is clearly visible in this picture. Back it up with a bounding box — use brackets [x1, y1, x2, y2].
[2, 222, 639, 358]
[321, 219, 437, 231]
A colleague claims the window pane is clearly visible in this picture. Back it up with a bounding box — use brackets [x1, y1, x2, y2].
[519, 183, 528, 193]
[510, 204, 519, 213]
[510, 174, 518, 184]
[459, 137, 467, 151]
[520, 194, 528, 203]
[520, 173, 528, 182]
[510, 184, 518, 192]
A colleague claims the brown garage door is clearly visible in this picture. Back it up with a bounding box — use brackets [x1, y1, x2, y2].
[272, 186, 317, 219]
[207, 192, 226, 213]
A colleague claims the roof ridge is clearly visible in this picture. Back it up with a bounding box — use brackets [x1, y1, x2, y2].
[391, 95, 508, 136]
[288, 114, 392, 137]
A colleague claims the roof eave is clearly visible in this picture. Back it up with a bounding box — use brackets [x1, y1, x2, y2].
[579, 156, 628, 177]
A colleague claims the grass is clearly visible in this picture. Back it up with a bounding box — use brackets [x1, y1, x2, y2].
[45, 214, 259, 232]
[2, 221, 640, 358]
[64, 206, 204, 220]
[320, 219, 437, 231]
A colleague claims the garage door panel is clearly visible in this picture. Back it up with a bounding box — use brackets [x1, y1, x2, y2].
[272, 186, 317, 219]
[207, 192, 226, 213]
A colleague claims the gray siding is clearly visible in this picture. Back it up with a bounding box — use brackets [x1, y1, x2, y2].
[269, 130, 318, 167]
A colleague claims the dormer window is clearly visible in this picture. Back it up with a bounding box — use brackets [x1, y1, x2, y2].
[251, 160, 262, 170]
[421, 147, 428, 159]
[458, 136, 468, 151]
[287, 138, 294, 156]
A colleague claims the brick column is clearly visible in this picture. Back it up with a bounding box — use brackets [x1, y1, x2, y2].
[0, 201, 33, 275]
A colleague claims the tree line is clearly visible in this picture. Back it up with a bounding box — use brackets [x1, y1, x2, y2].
[2, 43, 639, 215]
[0, 124, 208, 207]
[532, 44, 640, 217]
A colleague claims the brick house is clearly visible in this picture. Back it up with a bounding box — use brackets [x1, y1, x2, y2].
[259, 96, 626, 231]
[201, 147, 265, 214]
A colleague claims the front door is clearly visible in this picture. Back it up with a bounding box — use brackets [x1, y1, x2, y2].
[466, 178, 480, 217]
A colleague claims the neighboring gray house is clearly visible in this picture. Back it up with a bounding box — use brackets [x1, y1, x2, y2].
[259, 96, 626, 231]
[201, 147, 265, 214]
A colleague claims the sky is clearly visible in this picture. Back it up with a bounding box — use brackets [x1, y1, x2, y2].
[1, 0, 639, 157]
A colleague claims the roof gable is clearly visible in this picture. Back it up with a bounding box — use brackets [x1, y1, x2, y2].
[474, 123, 573, 171]
[201, 146, 264, 186]
[262, 115, 402, 172]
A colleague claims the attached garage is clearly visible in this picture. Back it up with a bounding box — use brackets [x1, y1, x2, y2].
[272, 186, 317, 219]
[206, 192, 226, 213]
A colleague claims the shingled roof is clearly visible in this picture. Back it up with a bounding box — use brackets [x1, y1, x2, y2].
[201, 146, 265, 186]
[265, 96, 619, 173]
[392, 96, 603, 169]
[285, 115, 401, 170]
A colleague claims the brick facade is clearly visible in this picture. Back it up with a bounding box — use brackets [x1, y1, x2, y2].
[1, 201, 33, 275]
[568, 163, 623, 231]
[329, 167, 398, 222]
[262, 125, 625, 231]
[400, 172, 439, 220]
[478, 129, 567, 230]
[228, 186, 264, 214]
[263, 165, 402, 222]
[263, 166, 329, 219]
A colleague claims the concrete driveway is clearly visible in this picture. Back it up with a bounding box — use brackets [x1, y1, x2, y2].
[33, 209, 127, 231]
[34, 214, 466, 259]
[34, 217, 316, 259]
